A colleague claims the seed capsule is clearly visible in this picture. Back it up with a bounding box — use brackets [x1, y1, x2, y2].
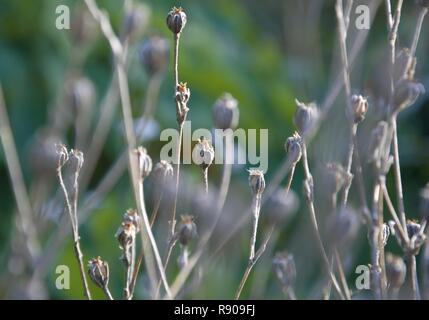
[323, 163, 349, 197]
[193, 137, 215, 170]
[294, 99, 319, 136]
[122, 3, 150, 39]
[393, 79, 425, 114]
[122, 209, 141, 232]
[166, 7, 187, 34]
[248, 169, 266, 197]
[177, 215, 197, 246]
[285, 132, 302, 165]
[153, 160, 174, 186]
[68, 77, 96, 118]
[212, 93, 239, 130]
[138, 36, 169, 76]
[272, 252, 296, 289]
[386, 253, 406, 289]
[175, 82, 190, 105]
[348, 94, 368, 124]
[135, 146, 152, 179]
[265, 189, 299, 225]
[326, 207, 359, 245]
[88, 257, 110, 289]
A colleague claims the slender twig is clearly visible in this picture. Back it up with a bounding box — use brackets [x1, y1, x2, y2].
[301, 142, 345, 300]
[410, 8, 428, 57]
[334, 249, 352, 300]
[0, 85, 41, 261]
[56, 147, 92, 300]
[407, 254, 421, 300]
[103, 286, 114, 300]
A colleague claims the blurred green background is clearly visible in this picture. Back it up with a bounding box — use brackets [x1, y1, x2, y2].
[0, 0, 428, 299]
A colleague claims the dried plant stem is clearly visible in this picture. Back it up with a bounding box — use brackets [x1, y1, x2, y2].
[370, 178, 383, 300]
[410, 8, 428, 57]
[57, 159, 92, 300]
[301, 142, 345, 300]
[203, 168, 209, 195]
[235, 224, 274, 300]
[423, 229, 429, 299]
[334, 249, 351, 300]
[407, 254, 421, 300]
[0, 85, 40, 261]
[103, 286, 114, 300]
[138, 179, 172, 298]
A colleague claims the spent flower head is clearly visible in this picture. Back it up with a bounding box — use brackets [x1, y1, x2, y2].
[212, 93, 239, 130]
[166, 7, 187, 34]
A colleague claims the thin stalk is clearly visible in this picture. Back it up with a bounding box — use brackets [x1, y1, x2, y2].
[103, 286, 114, 300]
[203, 167, 209, 195]
[0, 86, 41, 261]
[57, 160, 92, 300]
[410, 8, 428, 57]
[370, 179, 382, 300]
[235, 224, 274, 300]
[407, 254, 421, 300]
[334, 249, 352, 300]
[301, 142, 345, 300]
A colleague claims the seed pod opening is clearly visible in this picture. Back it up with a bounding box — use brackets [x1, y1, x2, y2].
[193, 137, 215, 170]
[348, 94, 368, 124]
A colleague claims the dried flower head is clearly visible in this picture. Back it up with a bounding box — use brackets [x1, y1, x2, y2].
[293, 99, 319, 136]
[326, 207, 359, 245]
[285, 132, 302, 165]
[348, 94, 368, 124]
[122, 3, 150, 39]
[212, 93, 239, 130]
[68, 77, 95, 117]
[122, 208, 141, 232]
[420, 183, 429, 220]
[88, 257, 110, 289]
[153, 160, 174, 186]
[138, 36, 169, 76]
[407, 219, 422, 239]
[248, 169, 266, 197]
[385, 253, 406, 289]
[166, 7, 187, 34]
[135, 146, 152, 179]
[177, 215, 197, 246]
[265, 189, 299, 225]
[193, 137, 215, 170]
[393, 79, 425, 114]
[115, 222, 136, 250]
[272, 252, 296, 290]
[175, 82, 191, 105]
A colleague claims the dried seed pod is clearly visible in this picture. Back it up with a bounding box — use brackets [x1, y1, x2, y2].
[122, 208, 141, 232]
[285, 132, 302, 165]
[416, 0, 429, 8]
[177, 215, 197, 246]
[153, 160, 174, 186]
[193, 137, 215, 170]
[407, 219, 422, 239]
[68, 77, 96, 118]
[135, 146, 152, 179]
[323, 163, 349, 197]
[293, 99, 319, 136]
[166, 7, 187, 34]
[326, 207, 359, 245]
[393, 79, 425, 114]
[272, 252, 296, 289]
[265, 189, 299, 225]
[212, 93, 239, 130]
[248, 169, 266, 197]
[138, 36, 169, 76]
[175, 82, 190, 105]
[122, 3, 150, 39]
[88, 257, 110, 289]
[115, 222, 136, 250]
[420, 183, 429, 220]
[386, 253, 406, 289]
[348, 94, 368, 124]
